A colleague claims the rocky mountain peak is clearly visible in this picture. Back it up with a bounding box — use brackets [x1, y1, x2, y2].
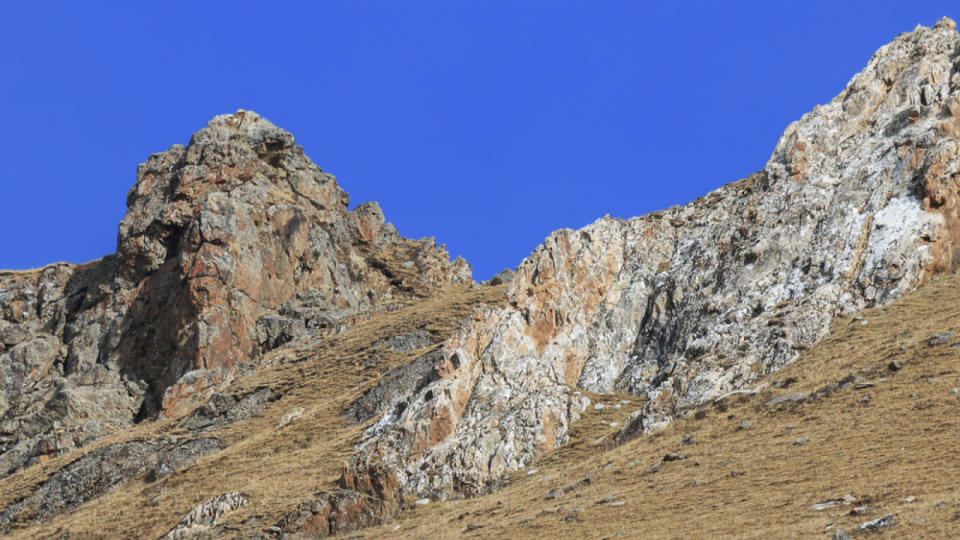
[118, 109, 341, 281]
[0, 110, 470, 478]
[4, 19, 960, 538]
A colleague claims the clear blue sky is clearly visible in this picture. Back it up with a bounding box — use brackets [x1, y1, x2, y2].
[1, 2, 957, 279]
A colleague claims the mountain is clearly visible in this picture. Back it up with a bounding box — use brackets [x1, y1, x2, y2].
[1, 17, 959, 539]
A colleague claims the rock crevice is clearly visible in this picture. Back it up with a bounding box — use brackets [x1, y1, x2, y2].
[0, 111, 471, 480]
[349, 17, 960, 500]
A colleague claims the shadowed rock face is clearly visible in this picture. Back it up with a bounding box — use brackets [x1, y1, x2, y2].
[5, 18, 960, 537]
[351, 18, 960, 500]
[0, 111, 472, 480]
[0, 436, 220, 530]
[277, 462, 403, 538]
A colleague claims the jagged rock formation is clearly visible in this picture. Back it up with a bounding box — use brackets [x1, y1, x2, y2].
[349, 18, 960, 500]
[3, 17, 960, 539]
[0, 111, 470, 481]
[0, 436, 220, 528]
[164, 491, 249, 539]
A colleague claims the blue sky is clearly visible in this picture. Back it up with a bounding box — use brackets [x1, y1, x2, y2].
[1, 2, 957, 279]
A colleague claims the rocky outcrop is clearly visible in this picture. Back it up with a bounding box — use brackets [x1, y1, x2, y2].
[278, 462, 403, 538]
[164, 492, 250, 539]
[0, 436, 220, 530]
[0, 260, 143, 479]
[176, 388, 273, 433]
[350, 18, 960, 500]
[0, 111, 472, 480]
[345, 348, 441, 426]
[6, 17, 960, 538]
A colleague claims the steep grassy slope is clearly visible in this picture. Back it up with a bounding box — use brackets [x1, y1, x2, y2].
[0, 283, 508, 539]
[350, 272, 960, 539]
[3, 258, 960, 538]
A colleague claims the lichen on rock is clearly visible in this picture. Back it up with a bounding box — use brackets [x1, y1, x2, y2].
[348, 17, 960, 500]
[0, 110, 472, 481]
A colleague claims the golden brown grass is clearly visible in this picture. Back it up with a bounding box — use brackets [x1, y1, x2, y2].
[7, 270, 960, 538]
[2, 283, 507, 539]
[351, 273, 960, 539]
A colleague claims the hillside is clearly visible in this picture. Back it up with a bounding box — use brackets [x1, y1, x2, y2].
[2, 17, 960, 540]
[0, 281, 508, 538]
[352, 271, 960, 538]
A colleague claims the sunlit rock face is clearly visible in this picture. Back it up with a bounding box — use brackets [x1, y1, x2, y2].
[0, 111, 471, 478]
[352, 18, 960, 499]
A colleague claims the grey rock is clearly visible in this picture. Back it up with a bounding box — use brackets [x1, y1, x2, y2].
[256, 315, 307, 351]
[349, 19, 960, 501]
[738, 419, 754, 430]
[488, 269, 516, 286]
[850, 505, 879, 515]
[888, 359, 903, 371]
[811, 500, 839, 511]
[545, 488, 563, 500]
[177, 388, 271, 433]
[164, 491, 249, 539]
[0, 437, 219, 531]
[0, 326, 29, 347]
[345, 348, 440, 426]
[928, 332, 954, 346]
[832, 530, 852, 540]
[794, 437, 810, 446]
[372, 330, 434, 353]
[764, 393, 811, 408]
[857, 514, 895, 531]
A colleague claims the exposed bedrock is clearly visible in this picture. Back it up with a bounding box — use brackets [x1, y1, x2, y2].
[0, 111, 471, 480]
[351, 18, 960, 500]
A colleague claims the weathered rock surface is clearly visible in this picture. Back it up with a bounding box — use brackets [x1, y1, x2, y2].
[176, 388, 272, 433]
[0, 111, 472, 481]
[5, 17, 960, 538]
[487, 268, 516, 286]
[350, 18, 960, 499]
[345, 348, 440, 426]
[277, 462, 402, 538]
[164, 491, 249, 539]
[0, 436, 219, 531]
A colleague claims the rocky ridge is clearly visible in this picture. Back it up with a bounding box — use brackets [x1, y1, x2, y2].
[1, 17, 959, 539]
[348, 17, 960, 501]
[0, 111, 470, 481]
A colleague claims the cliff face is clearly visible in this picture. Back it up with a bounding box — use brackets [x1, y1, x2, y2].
[350, 18, 960, 499]
[3, 17, 960, 538]
[0, 111, 470, 479]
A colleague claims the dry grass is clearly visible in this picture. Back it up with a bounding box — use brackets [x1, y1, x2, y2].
[2, 283, 507, 539]
[7, 270, 960, 538]
[351, 273, 960, 539]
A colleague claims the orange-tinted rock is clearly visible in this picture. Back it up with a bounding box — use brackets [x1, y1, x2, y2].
[0, 110, 473, 478]
[351, 18, 960, 502]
